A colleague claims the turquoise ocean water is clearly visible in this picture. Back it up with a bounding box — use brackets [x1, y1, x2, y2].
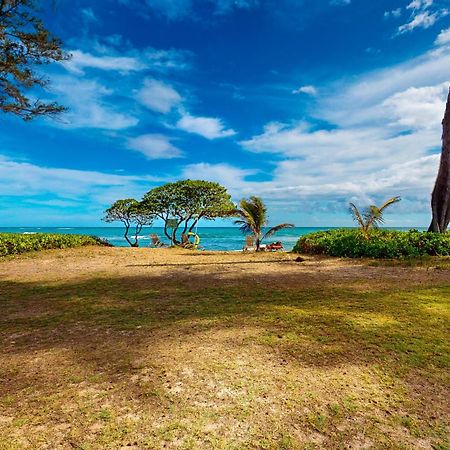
[0, 226, 426, 251]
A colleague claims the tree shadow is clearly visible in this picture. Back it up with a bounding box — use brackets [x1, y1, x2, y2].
[0, 266, 448, 449]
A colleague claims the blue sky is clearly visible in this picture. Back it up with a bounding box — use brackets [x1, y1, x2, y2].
[1, 0, 450, 227]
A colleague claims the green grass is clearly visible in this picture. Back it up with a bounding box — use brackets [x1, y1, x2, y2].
[0, 249, 449, 449]
[0, 232, 110, 256]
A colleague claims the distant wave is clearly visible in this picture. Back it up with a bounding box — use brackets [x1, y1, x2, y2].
[22, 232, 37, 235]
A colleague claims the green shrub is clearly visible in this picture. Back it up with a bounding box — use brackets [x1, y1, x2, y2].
[293, 229, 450, 258]
[0, 233, 111, 257]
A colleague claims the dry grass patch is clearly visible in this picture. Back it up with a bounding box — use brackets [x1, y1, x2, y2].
[0, 248, 449, 449]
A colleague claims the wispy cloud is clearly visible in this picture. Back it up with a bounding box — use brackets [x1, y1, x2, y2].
[64, 49, 146, 74]
[406, 0, 433, 11]
[63, 45, 192, 75]
[181, 162, 256, 193]
[292, 85, 317, 96]
[144, 0, 261, 20]
[0, 155, 159, 202]
[51, 76, 138, 130]
[398, 0, 448, 34]
[127, 134, 184, 159]
[136, 79, 183, 113]
[176, 113, 236, 139]
[435, 27, 450, 45]
[330, 0, 351, 6]
[398, 10, 444, 33]
[237, 44, 450, 209]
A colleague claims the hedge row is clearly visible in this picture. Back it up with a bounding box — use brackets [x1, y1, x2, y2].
[293, 229, 450, 258]
[0, 233, 110, 257]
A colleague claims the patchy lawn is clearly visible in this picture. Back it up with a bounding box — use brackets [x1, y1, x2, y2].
[0, 247, 449, 449]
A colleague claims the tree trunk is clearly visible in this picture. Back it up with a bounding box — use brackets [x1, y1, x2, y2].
[429, 87, 450, 233]
[123, 224, 135, 247]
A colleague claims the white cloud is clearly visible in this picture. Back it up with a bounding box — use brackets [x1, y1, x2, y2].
[52, 76, 138, 130]
[381, 82, 450, 129]
[323, 45, 450, 126]
[398, 0, 448, 34]
[0, 155, 158, 203]
[435, 27, 450, 45]
[64, 50, 146, 74]
[81, 8, 98, 22]
[127, 134, 184, 159]
[176, 113, 236, 139]
[384, 8, 402, 19]
[64, 47, 192, 75]
[144, 0, 261, 20]
[330, 0, 351, 5]
[181, 162, 256, 192]
[292, 85, 317, 96]
[238, 45, 450, 211]
[137, 79, 182, 113]
[399, 10, 441, 33]
[406, 0, 433, 11]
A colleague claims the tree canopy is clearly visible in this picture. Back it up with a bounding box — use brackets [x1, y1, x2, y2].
[0, 0, 68, 120]
[142, 180, 235, 245]
[103, 199, 154, 247]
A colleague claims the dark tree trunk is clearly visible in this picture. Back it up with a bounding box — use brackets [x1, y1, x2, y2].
[429, 87, 450, 232]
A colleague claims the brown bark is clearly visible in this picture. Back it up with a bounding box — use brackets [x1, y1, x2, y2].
[428, 87, 450, 232]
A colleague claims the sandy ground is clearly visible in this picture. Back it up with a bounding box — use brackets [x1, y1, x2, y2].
[0, 247, 449, 449]
[1, 246, 448, 286]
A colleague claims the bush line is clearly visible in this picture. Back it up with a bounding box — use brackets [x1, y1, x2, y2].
[0, 233, 111, 257]
[293, 229, 450, 258]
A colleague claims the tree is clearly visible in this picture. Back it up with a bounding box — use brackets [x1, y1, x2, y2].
[429, 87, 450, 233]
[349, 196, 401, 237]
[103, 199, 154, 247]
[0, 0, 69, 120]
[142, 180, 235, 245]
[232, 196, 294, 251]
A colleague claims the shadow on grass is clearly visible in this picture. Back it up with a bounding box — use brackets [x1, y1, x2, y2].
[0, 269, 449, 449]
[125, 258, 295, 267]
[1, 271, 448, 374]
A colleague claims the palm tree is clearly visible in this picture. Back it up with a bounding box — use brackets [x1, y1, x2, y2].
[233, 196, 294, 251]
[349, 196, 401, 237]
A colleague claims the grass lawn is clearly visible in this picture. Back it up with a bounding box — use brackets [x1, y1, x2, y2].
[0, 247, 449, 449]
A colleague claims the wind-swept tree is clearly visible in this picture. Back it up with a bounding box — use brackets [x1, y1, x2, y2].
[103, 199, 154, 247]
[429, 87, 450, 233]
[142, 180, 235, 245]
[349, 196, 401, 237]
[1, 0, 69, 119]
[233, 196, 294, 251]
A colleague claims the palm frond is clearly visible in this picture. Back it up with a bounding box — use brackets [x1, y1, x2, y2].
[234, 219, 253, 235]
[262, 223, 294, 241]
[365, 205, 383, 229]
[349, 203, 366, 229]
[378, 196, 401, 212]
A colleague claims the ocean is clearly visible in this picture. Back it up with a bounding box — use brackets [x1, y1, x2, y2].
[0, 226, 425, 251]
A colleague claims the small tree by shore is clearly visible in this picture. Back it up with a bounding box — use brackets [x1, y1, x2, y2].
[103, 199, 153, 247]
[232, 196, 294, 251]
[142, 180, 235, 245]
[349, 196, 401, 238]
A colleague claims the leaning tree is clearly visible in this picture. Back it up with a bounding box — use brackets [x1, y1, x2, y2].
[103, 199, 154, 247]
[142, 180, 235, 245]
[429, 87, 450, 233]
[0, 0, 69, 119]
